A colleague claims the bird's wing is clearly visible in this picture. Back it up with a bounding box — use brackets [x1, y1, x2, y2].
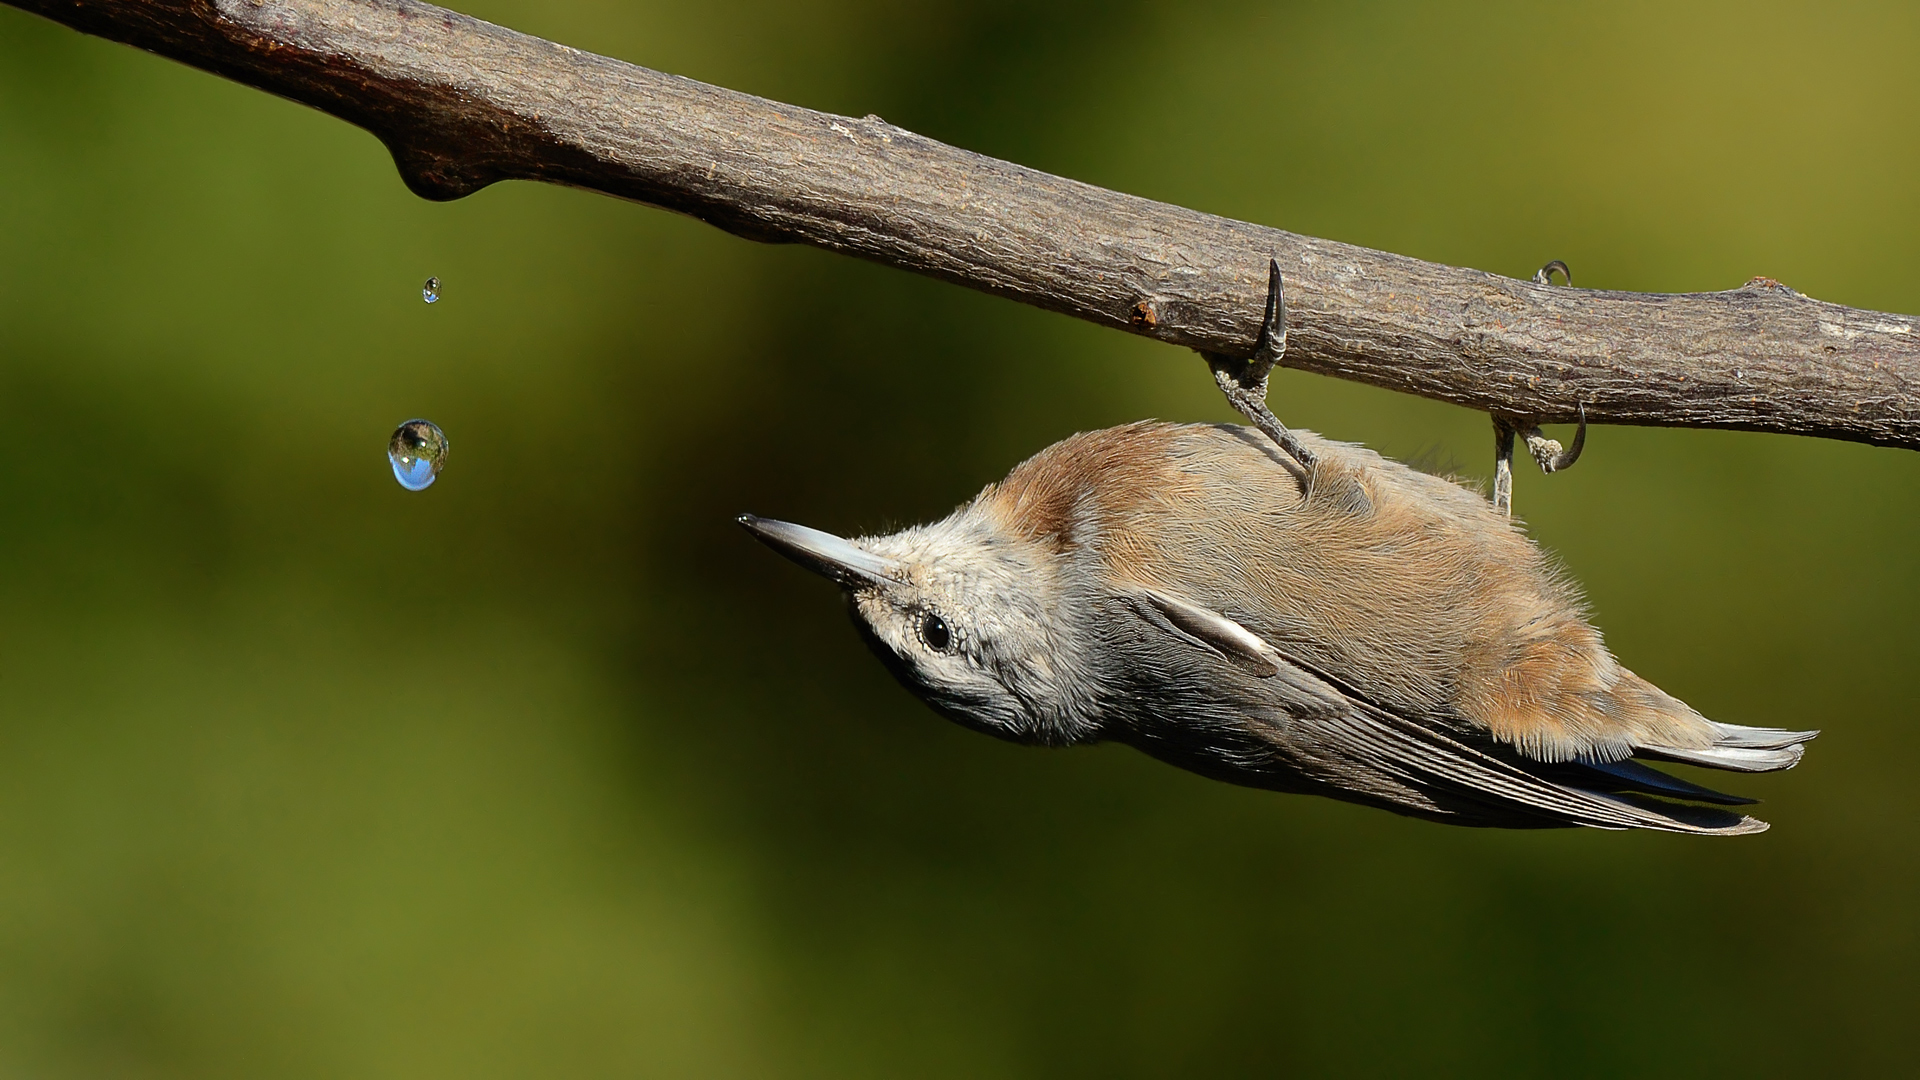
[1125, 587, 1767, 834]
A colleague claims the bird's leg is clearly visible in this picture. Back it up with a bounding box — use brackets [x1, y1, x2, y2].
[1491, 260, 1585, 515]
[1492, 417, 1517, 516]
[1202, 258, 1317, 473]
[1492, 407, 1586, 516]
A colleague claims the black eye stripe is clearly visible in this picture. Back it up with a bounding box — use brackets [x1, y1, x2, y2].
[920, 612, 952, 652]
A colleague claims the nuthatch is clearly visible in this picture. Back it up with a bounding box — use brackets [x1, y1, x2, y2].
[741, 260, 1812, 834]
[742, 422, 1812, 834]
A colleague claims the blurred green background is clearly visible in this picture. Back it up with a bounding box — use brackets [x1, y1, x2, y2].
[0, 0, 1916, 1075]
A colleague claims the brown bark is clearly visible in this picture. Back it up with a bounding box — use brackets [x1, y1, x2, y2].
[11, 0, 1920, 447]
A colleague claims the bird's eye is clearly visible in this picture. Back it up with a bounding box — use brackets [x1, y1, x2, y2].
[920, 612, 953, 652]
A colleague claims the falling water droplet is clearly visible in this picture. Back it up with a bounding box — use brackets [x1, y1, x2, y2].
[388, 419, 449, 491]
[422, 276, 441, 304]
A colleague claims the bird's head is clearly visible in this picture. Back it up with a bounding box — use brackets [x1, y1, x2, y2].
[739, 506, 1098, 746]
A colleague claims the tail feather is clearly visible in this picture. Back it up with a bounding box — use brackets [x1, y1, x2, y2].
[1708, 721, 1820, 750]
[1639, 742, 1805, 772]
[1636, 717, 1817, 774]
[1568, 757, 1757, 806]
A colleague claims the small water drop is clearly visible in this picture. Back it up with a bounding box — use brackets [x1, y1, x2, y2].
[389, 419, 449, 491]
[422, 276, 441, 304]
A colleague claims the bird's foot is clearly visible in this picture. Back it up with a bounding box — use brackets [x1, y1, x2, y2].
[1201, 258, 1317, 474]
[1532, 259, 1572, 286]
[1493, 260, 1585, 517]
[1492, 406, 1586, 517]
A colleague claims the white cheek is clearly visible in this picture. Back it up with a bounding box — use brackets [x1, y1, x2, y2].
[853, 599, 912, 654]
[884, 626, 917, 655]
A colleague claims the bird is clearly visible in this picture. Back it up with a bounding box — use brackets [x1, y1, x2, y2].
[740, 420, 1815, 835]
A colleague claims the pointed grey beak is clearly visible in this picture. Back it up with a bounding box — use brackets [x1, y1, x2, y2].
[738, 514, 903, 588]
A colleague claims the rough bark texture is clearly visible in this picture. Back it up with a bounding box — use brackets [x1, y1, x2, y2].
[11, 0, 1920, 447]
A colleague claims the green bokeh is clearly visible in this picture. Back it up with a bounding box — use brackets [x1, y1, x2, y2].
[1, 1, 1916, 1075]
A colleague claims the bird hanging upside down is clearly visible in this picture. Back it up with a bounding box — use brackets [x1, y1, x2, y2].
[741, 421, 1814, 835]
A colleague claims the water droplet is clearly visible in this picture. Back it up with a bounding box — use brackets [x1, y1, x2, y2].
[388, 419, 449, 491]
[422, 276, 441, 304]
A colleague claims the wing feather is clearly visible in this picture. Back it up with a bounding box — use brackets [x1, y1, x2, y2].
[1120, 585, 1768, 835]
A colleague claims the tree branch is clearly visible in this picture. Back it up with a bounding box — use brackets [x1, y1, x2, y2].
[12, 0, 1920, 448]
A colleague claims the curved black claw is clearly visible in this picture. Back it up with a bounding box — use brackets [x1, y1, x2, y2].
[1532, 259, 1572, 287]
[1548, 403, 1586, 472]
[1249, 257, 1288, 375]
[1201, 258, 1316, 473]
[1523, 403, 1587, 474]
